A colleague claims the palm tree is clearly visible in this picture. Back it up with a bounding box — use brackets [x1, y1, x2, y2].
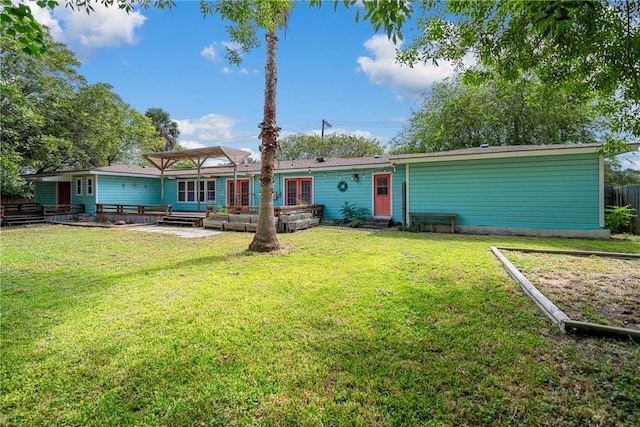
[145, 107, 180, 152]
[203, 0, 292, 252]
[248, 27, 281, 252]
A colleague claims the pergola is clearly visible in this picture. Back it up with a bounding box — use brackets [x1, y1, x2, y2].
[143, 146, 252, 211]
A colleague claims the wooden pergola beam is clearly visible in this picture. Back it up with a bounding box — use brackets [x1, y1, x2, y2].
[143, 146, 252, 208]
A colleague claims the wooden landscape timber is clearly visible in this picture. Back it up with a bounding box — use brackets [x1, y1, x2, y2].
[490, 246, 640, 340]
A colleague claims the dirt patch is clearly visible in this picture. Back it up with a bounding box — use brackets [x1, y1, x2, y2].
[507, 252, 640, 330]
[128, 225, 223, 238]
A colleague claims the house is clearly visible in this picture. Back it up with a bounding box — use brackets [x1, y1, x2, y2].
[20, 143, 610, 238]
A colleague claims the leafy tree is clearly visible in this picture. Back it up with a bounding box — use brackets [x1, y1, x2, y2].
[393, 1, 640, 140]
[1, 29, 83, 195]
[16, 0, 411, 252]
[277, 134, 384, 160]
[0, 0, 50, 56]
[1, 26, 162, 197]
[391, 74, 599, 153]
[70, 83, 163, 167]
[145, 107, 180, 151]
[605, 160, 640, 185]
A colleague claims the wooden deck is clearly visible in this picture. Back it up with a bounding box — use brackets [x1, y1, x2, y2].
[1, 203, 85, 226]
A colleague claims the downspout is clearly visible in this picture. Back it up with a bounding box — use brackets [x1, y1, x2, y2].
[405, 163, 410, 225]
[598, 155, 604, 228]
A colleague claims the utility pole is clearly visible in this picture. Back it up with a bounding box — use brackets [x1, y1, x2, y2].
[321, 119, 332, 139]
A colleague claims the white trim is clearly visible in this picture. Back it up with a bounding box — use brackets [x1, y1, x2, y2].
[599, 155, 605, 228]
[275, 164, 391, 174]
[86, 177, 94, 196]
[177, 178, 217, 204]
[91, 171, 161, 179]
[95, 175, 99, 203]
[75, 178, 83, 196]
[372, 172, 392, 219]
[405, 164, 410, 225]
[392, 146, 601, 164]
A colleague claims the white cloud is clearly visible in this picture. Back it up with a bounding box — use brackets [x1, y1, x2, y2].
[178, 140, 206, 150]
[176, 113, 240, 144]
[28, 3, 64, 40]
[240, 147, 261, 162]
[200, 44, 218, 62]
[176, 115, 260, 166]
[221, 41, 242, 52]
[28, 1, 146, 60]
[356, 34, 475, 100]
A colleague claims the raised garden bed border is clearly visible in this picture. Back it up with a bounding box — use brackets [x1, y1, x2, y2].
[490, 246, 640, 341]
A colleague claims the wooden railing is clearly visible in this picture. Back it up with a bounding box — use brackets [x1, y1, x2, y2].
[42, 204, 85, 215]
[206, 204, 324, 219]
[275, 205, 324, 220]
[96, 204, 173, 215]
[0, 203, 39, 217]
[206, 205, 258, 215]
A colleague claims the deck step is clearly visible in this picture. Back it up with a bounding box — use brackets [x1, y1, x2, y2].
[2, 215, 47, 227]
[358, 218, 391, 229]
[156, 216, 202, 227]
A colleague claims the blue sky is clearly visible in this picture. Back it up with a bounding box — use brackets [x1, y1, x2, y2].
[30, 0, 638, 168]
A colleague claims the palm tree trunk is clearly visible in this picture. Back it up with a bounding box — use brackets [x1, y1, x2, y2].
[249, 29, 280, 252]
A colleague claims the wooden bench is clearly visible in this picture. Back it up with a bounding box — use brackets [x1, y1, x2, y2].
[409, 212, 456, 233]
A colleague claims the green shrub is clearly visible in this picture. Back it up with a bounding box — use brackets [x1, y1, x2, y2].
[339, 201, 370, 227]
[604, 205, 636, 233]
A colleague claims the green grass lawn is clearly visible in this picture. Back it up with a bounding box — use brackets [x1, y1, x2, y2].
[1, 225, 638, 426]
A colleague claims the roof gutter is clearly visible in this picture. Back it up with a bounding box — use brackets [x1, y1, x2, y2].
[390, 145, 603, 164]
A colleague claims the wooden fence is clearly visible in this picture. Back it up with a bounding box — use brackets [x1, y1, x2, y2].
[605, 185, 640, 234]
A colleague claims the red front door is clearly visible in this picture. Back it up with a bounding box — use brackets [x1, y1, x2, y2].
[58, 182, 71, 205]
[373, 173, 391, 217]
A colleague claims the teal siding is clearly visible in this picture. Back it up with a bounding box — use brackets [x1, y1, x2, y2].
[164, 179, 177, 207]
[72, 175, 97, 214]
[407, 153, 601, 230]
[34, 182, 57, 205]
[96, 175, 161, 208]
[273, 170, 385, 220]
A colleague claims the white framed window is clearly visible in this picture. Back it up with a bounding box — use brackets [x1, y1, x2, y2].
[75, 178, 83, 196]
[86, 177, 94, 196]
[178, 179, 216, 203]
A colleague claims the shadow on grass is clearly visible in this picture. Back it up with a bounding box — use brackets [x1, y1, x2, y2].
[1, 250, 245, 371]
